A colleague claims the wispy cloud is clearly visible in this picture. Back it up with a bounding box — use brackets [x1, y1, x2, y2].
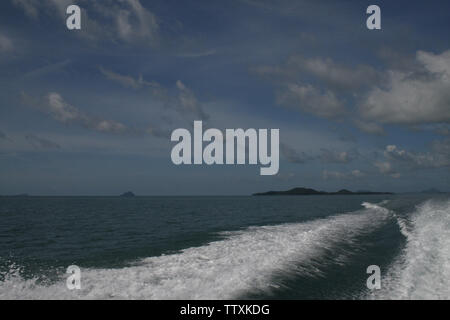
[22, 92, 128, 134]
[319, 149, 357, 164]
[276, 84, 345, 119]
[21, 60, 71, 79]
[25, 134, 61, 149]
[99, 66, 159, 90]
[374, 161, 400, 179]
[255, 55, 382, 91]
[175, 49, 217, 58]
[21, 91, 170, 138]
[0, 33, 13, 53]
[100, 67, 209, 121]
[115, 0, 158, 43]
[280, 143, 357, 164]
[353, 120, 385, 136]
[280, 143, 311, 163]
[12, 0, 159, 45]
[372, 140, 450, 179]
[322, 169, 365, 180]
[384, 143, 450, 169]
[11, 0, 39, 19]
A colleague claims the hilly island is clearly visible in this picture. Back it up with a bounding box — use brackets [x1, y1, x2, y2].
[253, 187, 393, 196]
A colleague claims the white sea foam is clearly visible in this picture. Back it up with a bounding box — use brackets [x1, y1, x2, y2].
[361, 201, 390, 213]
[368, 199, 450, 300]
[0, 203, 390, 300]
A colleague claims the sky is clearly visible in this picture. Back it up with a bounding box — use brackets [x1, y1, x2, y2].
[0, 0, 449, 195]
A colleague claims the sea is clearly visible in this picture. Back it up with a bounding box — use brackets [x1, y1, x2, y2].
[0, 194, 449, 300]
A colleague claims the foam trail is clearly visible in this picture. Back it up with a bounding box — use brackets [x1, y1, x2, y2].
[361, 202, 390, 212]
[368, 199, 450, 300]
[0, 204, 389, 300]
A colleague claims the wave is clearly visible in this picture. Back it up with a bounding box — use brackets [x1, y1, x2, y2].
[0, 203, 390, 300]
[367, 198, 450, 300]
[361, 201, 390, 212]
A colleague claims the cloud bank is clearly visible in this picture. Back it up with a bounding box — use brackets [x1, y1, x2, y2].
[360, 50, 450, 125]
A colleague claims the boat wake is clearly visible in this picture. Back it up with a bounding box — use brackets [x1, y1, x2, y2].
[0, 203, 390, 300]
[367, 199, 450, 300]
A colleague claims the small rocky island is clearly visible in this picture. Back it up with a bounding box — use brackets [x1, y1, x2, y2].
[120, 191, 136, 197]
[253, 187, 393, 196]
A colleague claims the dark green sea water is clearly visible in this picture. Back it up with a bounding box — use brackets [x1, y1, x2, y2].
[0, 194, 449, 299]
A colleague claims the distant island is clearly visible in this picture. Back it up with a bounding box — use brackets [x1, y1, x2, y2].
[253, 187, 393, 196]
[120, 191, 136, 197]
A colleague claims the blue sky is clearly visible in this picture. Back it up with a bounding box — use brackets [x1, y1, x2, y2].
[0, 0, 449, 195]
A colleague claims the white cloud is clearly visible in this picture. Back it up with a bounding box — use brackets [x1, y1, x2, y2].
[254, 55, 383, 120]
[255, 55, 381, 91]
[115, 0, 158, 43]
[384, 144, 450, 169]
[322, 170, 346, 180]
[47, 92, 127, 133]
[12, 0, 159, 45]
[12, 0, 72, 19]
[360, 50, 450, 125]
[374, 161, 391, 174]
[12, 0, 39, 18]
[0, 33, 13, 53]
[353, 120, 385, 135]
[276, 84, 345, 118]
[319, 149, 356, 163]
[175, 80, 209, 121]
[99, 67, 159, 90]
[47, 0, 73, 17]
[47, 93, 81, 123]
[374, 161, 400, 178]
[255, 50, 450, 133]
[287, 56, 381, 90]
[351, 169, 365, 178]
[372, 141, 450, 179]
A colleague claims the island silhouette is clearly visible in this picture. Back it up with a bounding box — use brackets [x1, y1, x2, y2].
[253, 187, 393, 196]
